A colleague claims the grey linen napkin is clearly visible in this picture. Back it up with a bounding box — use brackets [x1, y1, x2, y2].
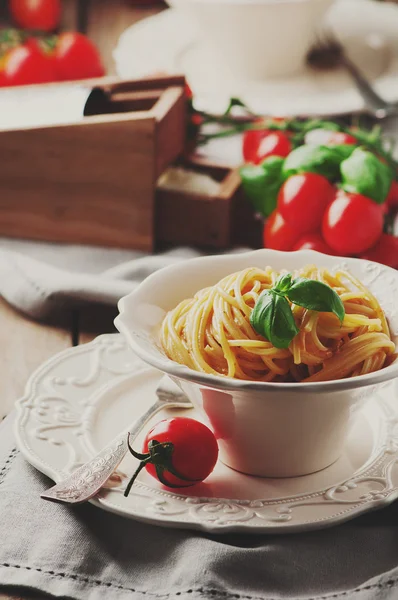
[1, 240, 398, 599]
[0, 243, 201, 320]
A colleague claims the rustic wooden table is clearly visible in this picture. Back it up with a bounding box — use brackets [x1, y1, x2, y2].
[0, 2, 164, 598]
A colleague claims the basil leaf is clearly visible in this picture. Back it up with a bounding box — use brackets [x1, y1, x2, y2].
[283, 144, 355, 180]
[286, 278, 345, 323]
[274, 273, 293, 293]
[250, 290, 299, 349]
[340, 147, 393, 204]
[240, 156, 284, 217]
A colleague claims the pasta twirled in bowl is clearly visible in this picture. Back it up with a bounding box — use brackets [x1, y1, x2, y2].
[159, 265, 396, 383]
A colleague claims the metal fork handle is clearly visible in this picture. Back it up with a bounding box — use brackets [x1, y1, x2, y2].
[342, 55, 392, 117]
[41, 398, 168, 505]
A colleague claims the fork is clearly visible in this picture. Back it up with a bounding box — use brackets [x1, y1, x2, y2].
[41, 376, 192, 505]
[307, 32, 398, 119]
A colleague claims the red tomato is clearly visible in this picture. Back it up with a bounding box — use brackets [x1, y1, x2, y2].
[243, 125, 268, 162]
[140, 417, 218, 488]
[292, 233, 336, 255]
[9, 0, 61, 32]
[277, 173, 335, 235]
[243, 128, 291, 164]
[184, 82, 193, 100]
[264, 210, 301, 251]
[326, 131, 357, 145]
[386, 180, 398, 210]
[54, 33, 105, 81]
[1, 41, 55, 86]
[322, 192, 384, 255]
[255, 131, 291, 163]
[360, 234, 398, 269]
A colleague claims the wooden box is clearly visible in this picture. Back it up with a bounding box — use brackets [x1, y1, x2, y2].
[0, 76, 186, 251]
[156, 157, 263, 250]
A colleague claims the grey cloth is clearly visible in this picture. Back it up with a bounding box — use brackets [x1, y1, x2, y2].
[2, 411, 398, 600]
[0, 242, 201, 320]
[1, 239, 398, 599]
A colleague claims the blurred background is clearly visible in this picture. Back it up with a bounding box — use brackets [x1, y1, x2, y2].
[0, 0, 397, 268]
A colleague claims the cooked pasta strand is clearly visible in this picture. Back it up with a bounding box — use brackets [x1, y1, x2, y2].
[158, 266, 396, 382]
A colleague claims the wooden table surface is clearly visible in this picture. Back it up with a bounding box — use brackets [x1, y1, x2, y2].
[0, 1, 163, 598]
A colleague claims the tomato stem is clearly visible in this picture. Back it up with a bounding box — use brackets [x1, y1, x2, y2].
[124, 435, 203, 497]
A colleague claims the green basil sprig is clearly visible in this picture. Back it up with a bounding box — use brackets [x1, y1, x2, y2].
[282, 144, 355, 181]
[250, 274, 345, 349]
[340, 147, 393, 204]
[240, 156, 284, 217]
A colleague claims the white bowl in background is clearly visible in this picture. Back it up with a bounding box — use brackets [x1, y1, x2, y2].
[115, 250, 398, 478]
[165, 0, 335, 80]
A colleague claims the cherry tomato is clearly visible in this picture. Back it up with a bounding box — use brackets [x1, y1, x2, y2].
[134, 417, 218, 489]
[322, 191, 384, 255]
[277, 173, 335, 235]
[326, 131, 357, 145]
[386, 180, 398, 210]
[9, 0, 61, 32]
[1, 41, 55, 86]
[255, 131, 291, 163]
[243, 127, 291, 164]
[184, 82, 193, 100]
[264, 209, 301, 251]
[243, 124, 268, 162]
[360, 234, 398, 269]
[292, 233, 336, 255]
[54, 32, 105, 81]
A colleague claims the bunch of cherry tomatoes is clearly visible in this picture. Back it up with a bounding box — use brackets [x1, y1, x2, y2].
[0, 0, 104, 87]
[242, 123, 398, 269]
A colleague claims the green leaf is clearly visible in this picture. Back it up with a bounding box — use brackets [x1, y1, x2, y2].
[282, 144, 355, 180]
[274, 273, 293, 293]
[340, 147, 393, 204]
[240, 156, 284, 217]
[286, 278, 345, 323]
[250, 290, 299, 349]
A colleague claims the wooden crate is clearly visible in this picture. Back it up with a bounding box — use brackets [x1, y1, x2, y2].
[156, 157, 263, 250]
[0, 76, 186, 251]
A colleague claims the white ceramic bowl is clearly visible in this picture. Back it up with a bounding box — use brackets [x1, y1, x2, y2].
[115, 250, 398, 478]
[165, 0, 335, 80]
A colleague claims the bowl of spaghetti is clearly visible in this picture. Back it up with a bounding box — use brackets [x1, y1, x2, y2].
[115, 250, 398, 478]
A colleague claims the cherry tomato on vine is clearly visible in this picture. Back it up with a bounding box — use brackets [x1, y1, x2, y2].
[243, 126, 268, 162]
[54, 32, 105, 81]
[184, 82, 193, 100]
[263, 209, 301, 251]
[243, 127, 291, 164]
[326, 131, 357, 145]
[124, 417, 219, 495]
[292, 233, 336, 255]
[322, 191, 384, 255]
[386, 180, 398, 210]
[277, 173, 335, 235]
[360, 234, 398, 269]
[9, 0, 61, 32]
[0, 40, 55, 86]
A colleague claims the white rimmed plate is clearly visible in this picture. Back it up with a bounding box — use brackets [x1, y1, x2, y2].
[114, 0, 398, 116]
[14, 333, 398, 534]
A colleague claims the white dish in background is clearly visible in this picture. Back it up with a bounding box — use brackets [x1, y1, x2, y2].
[114, 0, 398, 116]
[165, 0, 334, 80]
[14, 334, 398, 534]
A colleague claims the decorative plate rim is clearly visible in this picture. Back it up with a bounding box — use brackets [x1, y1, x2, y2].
[13, 334, 398, 534]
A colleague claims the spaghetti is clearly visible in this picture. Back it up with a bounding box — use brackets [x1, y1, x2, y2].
[159, 265, 396, 383]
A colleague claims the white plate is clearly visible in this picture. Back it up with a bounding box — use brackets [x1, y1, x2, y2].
[114, 0, 398, 116]
[14, 334, 398, 534]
